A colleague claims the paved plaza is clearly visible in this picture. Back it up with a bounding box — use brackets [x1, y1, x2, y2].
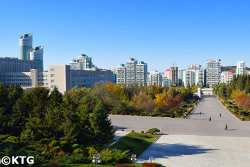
[109, 96, 250, 167]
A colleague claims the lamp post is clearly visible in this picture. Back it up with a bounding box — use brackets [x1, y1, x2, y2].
[92, 154, 101, 167]
[149, 156, 153, 163]
[131, 154, 137, 164]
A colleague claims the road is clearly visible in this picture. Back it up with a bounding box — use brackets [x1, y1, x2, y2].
[109, 96, 250, 137]
[109, 96, 250, 167]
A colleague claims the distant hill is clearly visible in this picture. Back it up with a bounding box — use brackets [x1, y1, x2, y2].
[221, 66, 250, 73]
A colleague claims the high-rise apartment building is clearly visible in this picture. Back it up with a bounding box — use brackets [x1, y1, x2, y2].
[136, 61, 147, 86]
[70, 54, 95, 70]
[221, 71, 234, 84]
[236, 61, 246, 75]
[169, 66, 178, 85]
[126, 58, 137, 85]
[30, 46, 43, 71]
[206, 59, 221, 87]
[183, 64, 205, 87]
[147, 70, 162, 86]
[19, 33, 32, 60]
[116, 64, 126, 85]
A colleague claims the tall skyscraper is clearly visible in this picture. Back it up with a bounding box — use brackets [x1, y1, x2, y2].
[236, 61, 246, 75]
[136, 61, 147, 86]
[126, 58, 137, 85]
[206, 59, 221, 87]
[116, 64, 126, 85]
[169, 66, 178, 85]
[19, 33, 32, 60]
[30, 46, 43, 71]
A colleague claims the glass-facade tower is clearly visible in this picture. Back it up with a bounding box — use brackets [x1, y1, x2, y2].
[19, 33, 33, 60]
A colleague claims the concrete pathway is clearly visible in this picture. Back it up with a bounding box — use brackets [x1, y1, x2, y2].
[137, 135, 250, 167]
[109, 96, 250, 166]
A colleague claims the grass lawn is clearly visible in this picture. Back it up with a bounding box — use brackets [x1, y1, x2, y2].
[110, 132, 160, 157]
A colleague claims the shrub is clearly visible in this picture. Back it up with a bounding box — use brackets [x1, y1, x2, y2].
[49, 140, 60, 148]
[131, 130, 135, 133]
[142, 163, 161, 167]
[59, 154, 91, 164]
[146, 128, 160, 134]
[141, 131, 144, 133]
[115, 164, 135, 167]
[52, 146, 61, 152]
[100, 149, 129, 164]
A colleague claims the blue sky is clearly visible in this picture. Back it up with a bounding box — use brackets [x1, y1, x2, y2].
[0, 0, 249, 71]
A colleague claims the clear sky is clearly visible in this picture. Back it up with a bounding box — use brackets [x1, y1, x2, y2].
[0, 0, 249, 71]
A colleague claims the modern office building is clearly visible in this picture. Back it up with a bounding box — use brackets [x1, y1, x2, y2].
[236, 61, 246, 76]
[136, 61, 147, 86]
[0, 57, 37, 73]
[19, 33, 32, 60]
[0, 65, 114, 94]
[221, 71, 234, 84]
[116, 64, 126, 85]
[70, 54, 95, 70]
[169, 66, 178, 85]
[30, 46, 43, 71]
[147, 70, 162, 86]
[126, 58, 137, 85]
[162, 77, 173, 87]
[206, 59, 221, 87]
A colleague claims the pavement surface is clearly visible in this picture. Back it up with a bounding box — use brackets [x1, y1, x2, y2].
[109, 96, 250, 167]
[137, 134, 250, 167]
[109, 96, 250, 137]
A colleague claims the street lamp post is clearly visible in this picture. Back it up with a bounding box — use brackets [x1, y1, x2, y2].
[149, 156, 153, 163]
[92, 154, 101, 167]
[131, 154, 137, 164]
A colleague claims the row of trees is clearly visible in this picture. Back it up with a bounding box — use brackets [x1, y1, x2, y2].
[213, 75, 250, 114]
[103, 83, 198, 117]
[0, 83, 115, 164]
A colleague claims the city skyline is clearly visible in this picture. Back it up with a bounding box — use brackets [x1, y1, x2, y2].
[0, 0, 249, 71]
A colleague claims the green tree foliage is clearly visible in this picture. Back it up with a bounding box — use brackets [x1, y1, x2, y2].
[89, 101, 115, 145]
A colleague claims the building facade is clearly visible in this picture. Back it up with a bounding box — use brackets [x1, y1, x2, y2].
[136, 61, 147, 86]
[147, 70, 162, 86]
[0, 65, 115, 94]
[236, 61, 246, 76]
[116, 64, 126, 85]
[221, 71, 234, 84]
[30, 46, 43, 71]
[126, 58, 137, 85]
[19, 33, 32, 60]
[0, 57, 37, 73]
[169, 66, 178, 85]
[70, 54, 95, 70]
[206, 59, 221, 87]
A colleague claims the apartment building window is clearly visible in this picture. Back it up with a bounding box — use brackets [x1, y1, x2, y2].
[51, 85, 55, 88]
[51, 74, 55, 77]
[51, 80, 54, 83]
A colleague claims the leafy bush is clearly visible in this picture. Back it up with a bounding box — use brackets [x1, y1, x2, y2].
[100, 148, 129, 164]
[59, 154, 91, 164]
[146, 128, 160, 134]
[142, 163, 162, 167]
[115, 164, 135, 167]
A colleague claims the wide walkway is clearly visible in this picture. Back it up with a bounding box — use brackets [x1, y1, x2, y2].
[137, 134, 250, 167]
[109, 96, 250, 167]
[109, 96, 250, 137]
